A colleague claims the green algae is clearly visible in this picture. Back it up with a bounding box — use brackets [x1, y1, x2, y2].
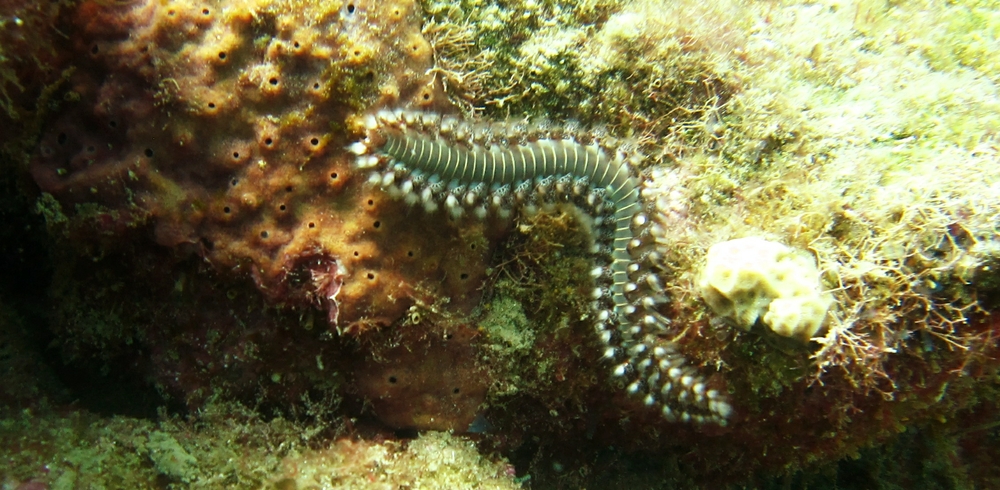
[0, 402, 326, 489]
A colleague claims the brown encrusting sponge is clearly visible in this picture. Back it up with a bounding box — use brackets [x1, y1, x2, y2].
[24, 0, 499, 428]
[30, 0, 488, 335]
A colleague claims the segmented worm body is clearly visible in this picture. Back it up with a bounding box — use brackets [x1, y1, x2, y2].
[351, 109, 732, 425]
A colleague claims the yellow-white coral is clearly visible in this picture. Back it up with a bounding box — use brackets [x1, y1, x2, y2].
[699, 237, 832, 341]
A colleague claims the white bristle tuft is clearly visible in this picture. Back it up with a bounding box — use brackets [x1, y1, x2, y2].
[348, 141, 368, 155]
[646, 274, 663, 291]
[662, 406, 675, 421]
[613, 363, 629, 377]
[356, 156, 379, 168]
[421, 112, 441, 127]
[443, 116, 459, 133]
[381, 172, 395, 187]
[694, 382, 706, 396]
[712, 401, 733, 419]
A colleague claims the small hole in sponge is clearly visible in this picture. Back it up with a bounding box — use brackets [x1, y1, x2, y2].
[144, 148, 154, 157]
[308, 222, 315, 228]
[285, 185, 293, 192]
[269, 77, 279, 86]
[223, 206, 231, 214]
[388, 375, 397, 384]
[366, 272, 375, 280]
[218, 52, 227, 60]
[207, 102, 216, 109]
[202, 8, 210, 15]
[310, 137, 320, 146]
[373, 221, 380, 229]
[460, 273, 469, 280]
[407, 251, 413, 257]
[367, 199, 374, 206]
[330, 172, 338, 179]
[260, 231, 269, 238]
[279, 204, 286, 211]
[453, 388, 460, 394]
[264, 137, 273, 146]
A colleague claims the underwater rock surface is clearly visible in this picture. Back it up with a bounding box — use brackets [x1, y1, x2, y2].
[2, 0, 1000, 488]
